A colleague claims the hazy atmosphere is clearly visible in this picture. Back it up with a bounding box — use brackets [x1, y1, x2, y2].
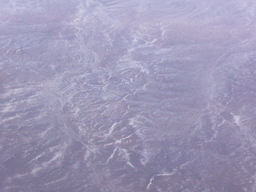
[1, 0, 256, 191]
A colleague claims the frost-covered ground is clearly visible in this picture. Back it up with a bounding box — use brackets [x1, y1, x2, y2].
[1, 0, 256, 191]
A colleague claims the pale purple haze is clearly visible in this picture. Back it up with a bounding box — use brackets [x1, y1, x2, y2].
[1, 0, 256, 191]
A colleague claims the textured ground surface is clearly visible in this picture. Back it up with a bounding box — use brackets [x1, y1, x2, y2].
[1, 0, 256, 191]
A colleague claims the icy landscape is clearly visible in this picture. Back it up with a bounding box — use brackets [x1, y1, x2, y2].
[1, 0, 256, 191]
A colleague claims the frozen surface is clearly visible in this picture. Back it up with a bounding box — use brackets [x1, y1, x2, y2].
[1, 0, 256, 191]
